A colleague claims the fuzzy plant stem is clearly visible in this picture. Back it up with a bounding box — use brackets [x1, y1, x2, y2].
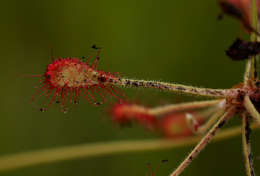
[148, 99, 224, 116]
[244, 61, 252, 83]
[191, 109, 225, 135]
[169, 108, 234, 176]
[242, 114, 255, 176]
[113, 78, 230, 98]
[245, 0, 259, 83]
[244, 95, 260, 125]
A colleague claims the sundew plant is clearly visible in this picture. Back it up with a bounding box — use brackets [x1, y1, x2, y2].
[2, 0, 260, 176]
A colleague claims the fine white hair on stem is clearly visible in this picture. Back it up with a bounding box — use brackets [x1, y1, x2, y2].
[114, 78, 230, 98]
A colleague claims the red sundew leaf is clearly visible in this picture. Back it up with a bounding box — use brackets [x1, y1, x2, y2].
[31, 57, 123, 112]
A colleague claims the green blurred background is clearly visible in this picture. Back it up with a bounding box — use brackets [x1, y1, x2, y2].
[1, 0, 260, 175]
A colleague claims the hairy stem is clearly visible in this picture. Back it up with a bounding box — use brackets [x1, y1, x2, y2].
[242, 114, 255, 176]
[148, 99, 224, 116]
[244, 61, 252, 83]
[197, 109, 225, 135]
[244, 95, 260, 125]
[0, 123, 258, 172]
[247, 0, 259, 82]
[244, 0, 259, 83]
[114, 78, 229, 98]
[169, 108, 234, 176]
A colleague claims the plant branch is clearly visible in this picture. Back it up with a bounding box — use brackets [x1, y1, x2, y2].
[242, 113, 255, 176]
[148, 99, 224, 116]
[169, 107, 234, 176]
[244, 95, 260, 125]
[244, 0, 259, 83]
[196, 109, 225, 135]
[244, 61, 252, 83]
[246, 0, 259, 83]
[115, 78, 229, 98]
[0, 122, 258, 172]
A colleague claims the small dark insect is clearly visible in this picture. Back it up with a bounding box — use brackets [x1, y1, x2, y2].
[226, 38, 260, 60]
[92, 44, 102, 50]
[161, 159, 168, 163]
[217, 14, 224, 20]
